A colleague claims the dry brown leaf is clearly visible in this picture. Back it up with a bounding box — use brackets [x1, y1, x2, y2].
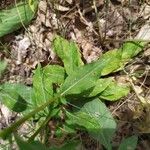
[54, 4, 70, 11]
[65, 0, 73, 4]
[140, 4, 150, 19]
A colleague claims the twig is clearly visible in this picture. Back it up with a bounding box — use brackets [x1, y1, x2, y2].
[124, 69, 149, 105]
[93, 0, 103, 44]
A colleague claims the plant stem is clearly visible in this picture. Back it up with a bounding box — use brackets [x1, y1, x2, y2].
[0, 97, 56, 139]
[28, 114, 52, 142]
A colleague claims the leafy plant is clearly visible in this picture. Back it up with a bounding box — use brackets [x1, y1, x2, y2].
[0, 35, 147, 149]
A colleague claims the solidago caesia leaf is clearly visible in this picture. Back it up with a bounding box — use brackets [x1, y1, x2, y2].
[99, 81, 130, 101]
[89, 78, 113, 97]
[0, 83, 33, 113]
[100, 24, 150, 76]
[43, 65, 65, 85]
[32, 65, 53, 114]
[0, 1, 38, 37]
[66, 98, 116, 150]
[59, 56, 113, 96]
[53, 36, 83, 75]
[84, 77, 130, 101]
[32, 65, 65, 115]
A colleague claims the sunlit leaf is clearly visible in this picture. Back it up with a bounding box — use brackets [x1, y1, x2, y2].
[43, 65, 65, 85]
[59, 57, 113, 96]
[100, 49, 122, 76]
[32, 65, 53, 114]
[89, 78, 113, 97]
[101, 41, 148, 76]
[100, 81, 130, 101]
[121, 42, 144, 60]
[53, 36, 83, 75]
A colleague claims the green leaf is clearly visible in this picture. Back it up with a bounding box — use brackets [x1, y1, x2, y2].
[59, 56, 113, 96]
[0, 1, 38, 37]
[53, 36, 83, 75]
[99, 81, 130, 101]
[118, 135, 138, 150]
[66, 98, 116, 150]
[100, 49, 122, 76]
[121, 41, 144, 60]
[0, 61, 7, 77]
[32, 65, 53, 114]
[43, 65, 65, 84]
[15, 135, 48, 150]
[59, 63, 97, 96]
[89, 78, 113, 97]
[100, 41, 147, 76]
[0, 83, 33, 113]
[62, 124, 76, 135]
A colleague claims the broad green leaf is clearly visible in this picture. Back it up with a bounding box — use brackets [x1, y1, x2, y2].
[121, 42, 144, 60]
[15, 135, 48, 150]
[0, 83, 33, 113]
[99, 81, 130, 101]
[100, 42, 147, 76]
[43, 65, 65, 84]
[66, 108, 100, 130]
[55, 33, 149, 96]
[53, 36, 83, 75]
[0, 1, 38, 37]
[59, 56, 113, 96]
[118, 25, 150, 73]
[66, 98, 116, 150]
[59, 63, 98, 96]
[61, 124, 76, 135]
[89, 78, 113, 97]
[100, 49, 122, 76]
[32, 65, 53, 114]
[118, 135, 138, 150]
[0, 61, 7, 77]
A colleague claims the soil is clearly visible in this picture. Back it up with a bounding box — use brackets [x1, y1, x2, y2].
[0, 0, 150, 149]
[0, 0, 15, 9]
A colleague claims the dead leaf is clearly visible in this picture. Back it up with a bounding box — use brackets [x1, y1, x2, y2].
[54, 4, 70, 12]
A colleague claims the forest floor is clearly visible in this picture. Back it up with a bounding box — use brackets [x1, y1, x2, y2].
[0, 0, 150, 149]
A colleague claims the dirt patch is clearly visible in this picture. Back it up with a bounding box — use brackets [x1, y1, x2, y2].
[0, 0, 16, 9]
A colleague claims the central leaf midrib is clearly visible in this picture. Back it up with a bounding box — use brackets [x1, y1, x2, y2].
[60, 57, 111, 96]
